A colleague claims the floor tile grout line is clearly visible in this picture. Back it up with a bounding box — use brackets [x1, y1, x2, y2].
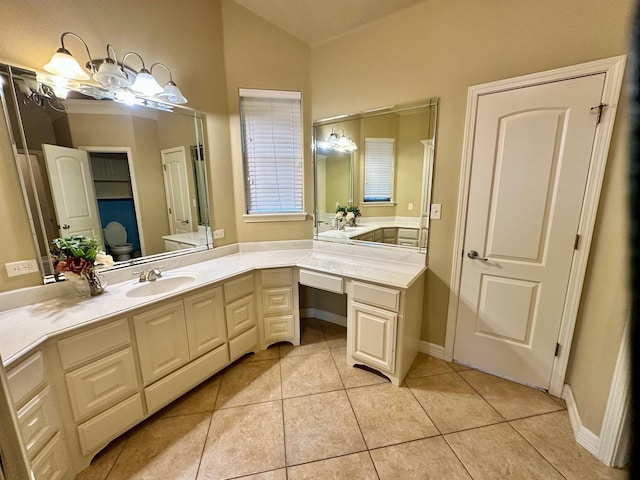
[403, 378, 443, 436]
[441, 431, 481, 480]
[503, 421, 570, 479]
[454, 370, 508, 422]
[193, 374, 222, 480]
[278, 352, 289, 480]
[101, 436, 130, 480]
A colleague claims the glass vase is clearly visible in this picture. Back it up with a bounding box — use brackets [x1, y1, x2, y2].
[76, 268, 107, 297]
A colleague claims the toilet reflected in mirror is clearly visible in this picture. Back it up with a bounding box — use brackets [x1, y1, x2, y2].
[104, 221, 134, 261]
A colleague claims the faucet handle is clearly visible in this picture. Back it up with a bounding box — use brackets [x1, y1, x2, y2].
[133, 271, 147, 282]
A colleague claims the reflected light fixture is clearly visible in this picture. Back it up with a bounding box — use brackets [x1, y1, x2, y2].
[43, 32, 95, 80]
[151, 63, 187, 104]
[123, 52, 163, 96]
[325, 129, 357, 152]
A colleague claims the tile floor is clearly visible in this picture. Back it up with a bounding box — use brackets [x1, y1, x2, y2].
[75, 318, 627, 480]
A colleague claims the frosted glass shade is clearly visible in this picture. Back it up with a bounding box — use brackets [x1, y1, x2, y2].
[93, 61, 131, 89]
[44, 51, 90, 81]
[157, 82, 187, 104]
[129, 70, 163, 95]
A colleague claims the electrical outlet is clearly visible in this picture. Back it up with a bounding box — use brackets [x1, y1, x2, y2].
[408, 203, 414, 211]
[430, 203, 442, 220]
[5, 259, 39, 277]
[213, 229, 225, 239]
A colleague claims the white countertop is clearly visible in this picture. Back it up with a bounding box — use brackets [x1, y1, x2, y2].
[0, 245, 425, 367]
[162, 229, 211, 246]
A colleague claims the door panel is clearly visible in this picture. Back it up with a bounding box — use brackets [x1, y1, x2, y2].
[454, 73, 605, 388]
[161, 146, 192, 235]
[42, 144, 102, 239]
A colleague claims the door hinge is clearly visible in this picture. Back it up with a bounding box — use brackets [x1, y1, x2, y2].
[168, 207, 172, 214]
[162, 164, 167, 171]
[574, 234, 580, 250]
[555, 343, 560, 357]
[590, 103, 607, 125]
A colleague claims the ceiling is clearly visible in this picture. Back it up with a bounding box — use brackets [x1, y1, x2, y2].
[233, 0, 427, 46]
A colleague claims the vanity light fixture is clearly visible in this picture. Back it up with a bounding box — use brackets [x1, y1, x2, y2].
[43, 32, 187, 104]
[122, 52, 163, 96]
[151, 63, 188, 104]
[325, 129, 358, 152]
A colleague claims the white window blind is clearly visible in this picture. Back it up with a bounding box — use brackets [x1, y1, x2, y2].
[240, 89, 303, 214]
[363, 138, 395, 202]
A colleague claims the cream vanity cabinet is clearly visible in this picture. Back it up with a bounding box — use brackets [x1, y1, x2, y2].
[259, 267, 300, 348]
[224, 273, 258, 361]
[7, 351, 72, 480]
[347, 276, 424, 386]
[54, 318, 143, 460]
[300, 268, 424, 386]
[134, 286, 229, 414]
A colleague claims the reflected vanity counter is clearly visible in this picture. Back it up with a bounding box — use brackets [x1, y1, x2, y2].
[0, 241, 425, 478]
[162, 226, 212, 251]
[318, 217, 422, 247]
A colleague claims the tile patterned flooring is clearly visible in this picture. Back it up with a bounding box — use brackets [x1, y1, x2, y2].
[75, 318, 627, 480]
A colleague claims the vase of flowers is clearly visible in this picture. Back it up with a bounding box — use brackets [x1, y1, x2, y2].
[336, 205, 361, 227]
[50, 235, 114, 297]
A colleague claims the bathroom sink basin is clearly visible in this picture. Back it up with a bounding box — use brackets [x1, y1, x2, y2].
[124, 275, 197, 298]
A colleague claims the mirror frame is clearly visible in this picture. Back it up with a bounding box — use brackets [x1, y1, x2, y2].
[312, 98, 438, 253]
[0, 63, 213, 284]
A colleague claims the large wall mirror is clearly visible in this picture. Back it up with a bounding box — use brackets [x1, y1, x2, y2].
[0, 64, 211, 283]
[313, 98, 438, 253]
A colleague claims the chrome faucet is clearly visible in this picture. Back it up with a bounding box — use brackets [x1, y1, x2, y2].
[147, 268, 163, 281]
[132, 266, 164, 282]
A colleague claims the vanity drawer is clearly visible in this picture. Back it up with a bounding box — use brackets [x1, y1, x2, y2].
[65, 347, 138, 422]
[76, 393, 144, 455]
[58, 318, 131, 370]
[262, 287, 294, 315]
[7, 351, 46, 408]
[225, 294, 256, 338]
[352, 281, 400, 312]
[224, 274, 254, 303]
[261, 267, 292, 287]
[264, 315, 295, 342]
[31, 432, 70, 480]
[17, 386, 59, 460]
[398, 228, 419, 240]
[145, 344, 228, 414]
[229, 326, 258, 361]
[299, 269, 343, 294]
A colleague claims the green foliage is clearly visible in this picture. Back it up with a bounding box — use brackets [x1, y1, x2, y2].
[335, 204, 361, 217]
[50, 235, 100, 262]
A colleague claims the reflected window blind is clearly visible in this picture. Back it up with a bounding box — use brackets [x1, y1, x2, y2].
[363, 138, 395, 202]
[240, 89, 303, 214]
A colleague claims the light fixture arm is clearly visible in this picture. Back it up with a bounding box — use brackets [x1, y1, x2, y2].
[105, 44, 120, 64]
[122, 51, 150, 74]
[150, 62, 175, 84]
[59, 31, 96, 73]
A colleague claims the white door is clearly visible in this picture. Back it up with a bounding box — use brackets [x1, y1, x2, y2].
[453, 73, 606, 389]
[42, 144, 102, 239]
[161, 146, 192, 235]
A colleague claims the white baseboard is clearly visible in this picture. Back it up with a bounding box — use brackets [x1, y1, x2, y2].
[417, 341, 445, 359]
[300, 308, 347, 328]
[562, 384, 600, 456]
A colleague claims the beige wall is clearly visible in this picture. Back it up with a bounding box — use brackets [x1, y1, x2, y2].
[220, 0, 313, 241]
[310, 0, 632, 435]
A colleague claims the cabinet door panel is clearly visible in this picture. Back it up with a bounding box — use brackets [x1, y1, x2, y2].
[134, 301, 189, 385]
[350, 302, 397, 373]
[184, 287, 226, 359]
[229, 326, 258, 362]
[223, 274, 254, 303]
[225, 294, 256, 339]
[7, 352, 46, 408]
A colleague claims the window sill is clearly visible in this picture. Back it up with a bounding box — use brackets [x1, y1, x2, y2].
[363, 202, 396, 207]
[243, 212, 308, 223]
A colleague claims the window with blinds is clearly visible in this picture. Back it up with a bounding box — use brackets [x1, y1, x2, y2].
[363, 138, 395, 203]
[240, 89, 303, 215]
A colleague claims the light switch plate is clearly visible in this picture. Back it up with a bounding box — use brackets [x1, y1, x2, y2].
[5, 259, 39, 277]
[430, 204, 442, 220]
[213, 229, 225, 239]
